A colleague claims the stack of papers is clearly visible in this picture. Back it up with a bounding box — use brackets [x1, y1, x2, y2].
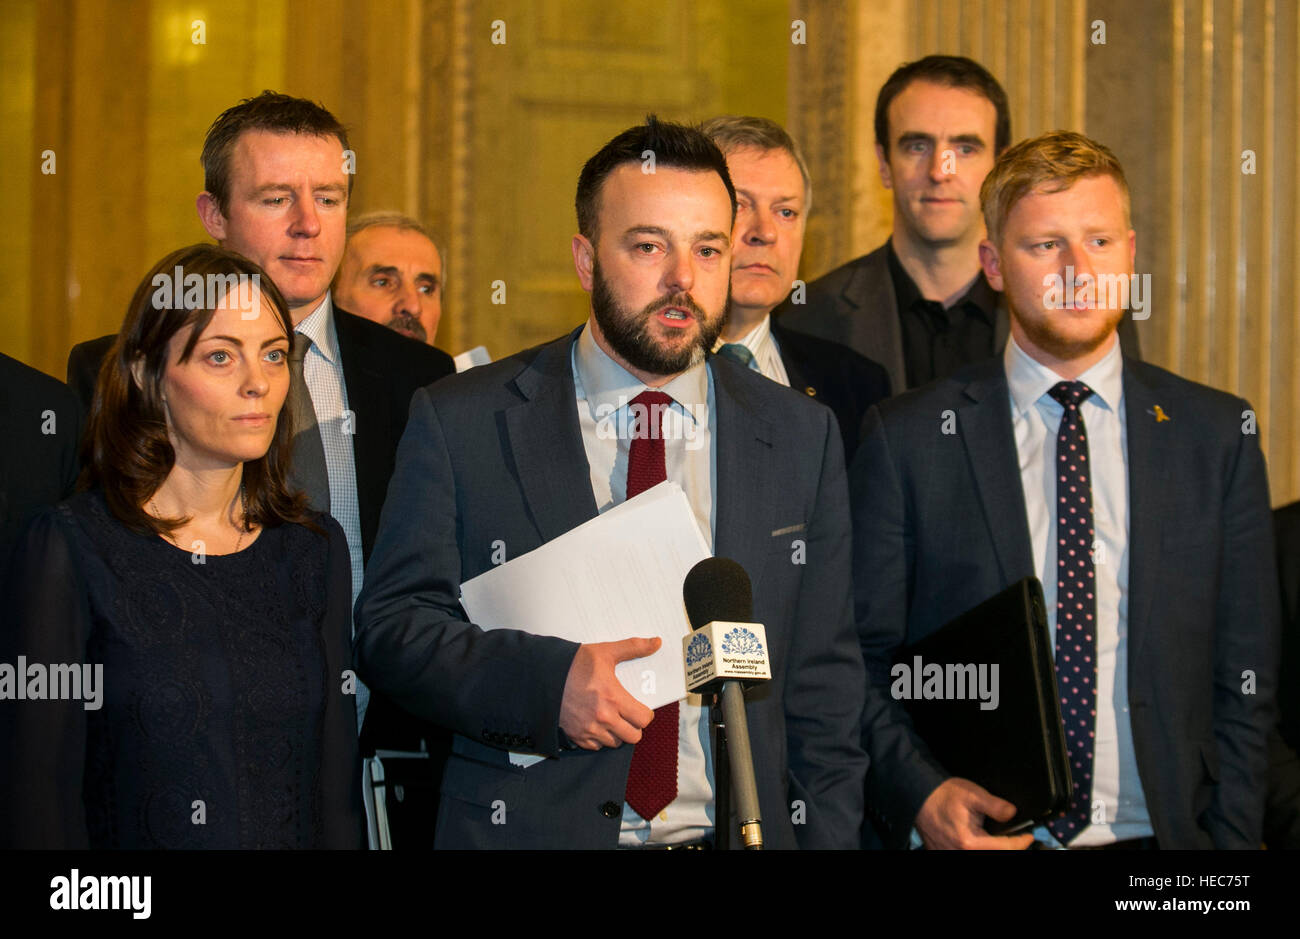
[459, 481, 711, 712]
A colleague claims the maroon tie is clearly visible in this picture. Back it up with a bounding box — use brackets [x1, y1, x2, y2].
[623, 390, 679, 821]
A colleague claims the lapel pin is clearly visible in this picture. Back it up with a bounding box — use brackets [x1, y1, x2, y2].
[1148, 405, 1170, 423]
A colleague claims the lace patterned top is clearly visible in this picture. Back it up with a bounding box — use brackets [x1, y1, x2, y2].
[0, 490, 364, 849]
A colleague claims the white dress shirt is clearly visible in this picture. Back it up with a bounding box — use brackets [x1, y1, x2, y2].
[295, 295, 368, 729]
[571, 323, 717, 846]
[713, 314, 790, 386]
[1004, 335, 1153, 846]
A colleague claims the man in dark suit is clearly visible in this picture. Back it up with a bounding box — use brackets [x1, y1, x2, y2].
[699, 116, 889, 462]
[779, 55, 1140, 393]
[355, 117, 867, 849]
[853, 131, 1278, 850]
[0, 353, 82, 570]
[1265, 501, 1300, 848]
[1275, 500, 1300, 750]
[64, 92, 455, 846]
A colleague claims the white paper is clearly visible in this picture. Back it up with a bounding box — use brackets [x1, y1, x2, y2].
[453, 346, 492, 371]
[459, 481, 710, 714]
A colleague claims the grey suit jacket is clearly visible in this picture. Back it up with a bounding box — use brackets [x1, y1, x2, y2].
[354, 327, 867, 849]
[851, 355, 1279, 849]
[777, 243, 1143, 393]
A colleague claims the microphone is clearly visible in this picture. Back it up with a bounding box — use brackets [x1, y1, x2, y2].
[682, 557, 770, 850]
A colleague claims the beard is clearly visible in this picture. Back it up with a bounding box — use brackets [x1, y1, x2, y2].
[1013, 304, 1124, 362]
[589, 258, 728, 377]
[386, 313, 428, 344]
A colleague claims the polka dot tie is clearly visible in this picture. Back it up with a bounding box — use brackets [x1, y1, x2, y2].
[1046, 380, 1097, 846]
[623, 390, 679, 821]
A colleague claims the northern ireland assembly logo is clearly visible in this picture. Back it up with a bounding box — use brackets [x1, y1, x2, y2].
[685, 632, 712, 667]
[721, 627, 764, 657]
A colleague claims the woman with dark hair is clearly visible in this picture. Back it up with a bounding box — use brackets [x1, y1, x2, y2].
[0, 243, 364, 849]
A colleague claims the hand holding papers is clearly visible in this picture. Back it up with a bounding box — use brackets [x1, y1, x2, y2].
[459, 481, 711, 714]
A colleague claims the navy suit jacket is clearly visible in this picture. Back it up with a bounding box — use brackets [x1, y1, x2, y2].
[0, 354, 83, 571]
[354, 327, 868, 849]
[770, 322, 890, 464]
[851, 354, 1278, 849]
[777, 243, 1143, 393]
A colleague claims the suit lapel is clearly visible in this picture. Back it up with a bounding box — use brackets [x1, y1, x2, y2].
[770, 324, 810, 394]
[505, 330, 599, 543]
[1120, 360, 1162, 664]
[711, 362, 776, 568]
[844, 249, 907, 394]
[958, 365, 1035, 582]
[334, 311, 390, 561]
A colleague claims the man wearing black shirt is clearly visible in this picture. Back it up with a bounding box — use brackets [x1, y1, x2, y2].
[781, 55, 1139, 392]
[886, 238, 1000, 388]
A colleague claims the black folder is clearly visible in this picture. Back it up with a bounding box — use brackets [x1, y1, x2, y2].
[895, 577, 1071, 833]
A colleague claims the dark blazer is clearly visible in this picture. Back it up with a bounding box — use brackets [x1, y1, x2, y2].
[1264, 501, 1300, 848]
[354, 327, 868, 849]
[1275, 500, 1300, 750]
[0, 353, 83, 568]
[770, 322, 890, 464]
[851, 355, 1279, 849]
[64, 306, 455, 564]
[777, 243, 1143, 393]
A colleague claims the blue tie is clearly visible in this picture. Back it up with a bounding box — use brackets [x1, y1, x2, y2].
[717, 343, 756, 371]
[1046, 380, 1097, 846]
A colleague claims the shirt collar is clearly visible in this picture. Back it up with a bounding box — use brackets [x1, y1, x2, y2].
[294, 293, 339, 364]
[575, 320, 708, 424]
[711, 313, 773, 358]
[1004, 332, 1125, 418]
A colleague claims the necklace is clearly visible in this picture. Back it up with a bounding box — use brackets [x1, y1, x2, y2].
[150, 484, 249, 553]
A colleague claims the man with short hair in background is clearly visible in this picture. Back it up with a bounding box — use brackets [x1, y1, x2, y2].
[701, 115, 889, 462]
[780, 54, 1139, 393]
[333, 212, 446, 346]
[64, 92, 456, 848]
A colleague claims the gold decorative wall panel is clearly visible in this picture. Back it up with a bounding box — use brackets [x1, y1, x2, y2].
[0, 0, 1294, 502]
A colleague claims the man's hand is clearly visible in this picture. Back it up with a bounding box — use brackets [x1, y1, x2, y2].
[559, 637, 660, 750]
[915, 778, 1035, 850]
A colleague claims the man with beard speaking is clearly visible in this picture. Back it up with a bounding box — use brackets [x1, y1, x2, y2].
[354, 117, 867, 849]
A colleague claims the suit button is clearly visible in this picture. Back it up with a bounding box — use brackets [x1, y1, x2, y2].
[600, 801, 621, 819]
[803, 386, 817, 397]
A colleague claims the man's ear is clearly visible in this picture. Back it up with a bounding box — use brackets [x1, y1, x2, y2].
[978, 239, 1004, 292]
[196, 192, 227, 242]
[572, 234, 595, 292]
[876, 144, 893, 190]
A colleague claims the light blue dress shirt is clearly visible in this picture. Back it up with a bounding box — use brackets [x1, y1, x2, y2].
[295, 295, 368, 730]
[571, 323, 717, 846]
[1003, 335, 1153, 846]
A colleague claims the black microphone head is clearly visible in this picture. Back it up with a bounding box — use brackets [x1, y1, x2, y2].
[683, 557, 753, 631]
